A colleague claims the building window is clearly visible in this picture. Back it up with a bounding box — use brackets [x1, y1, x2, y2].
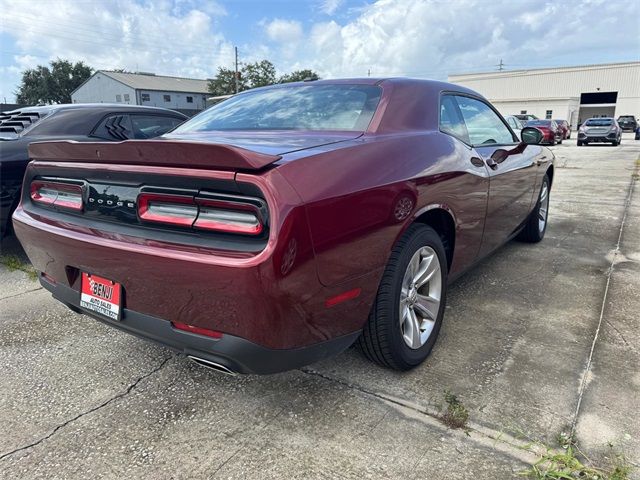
[163, 94, 171, 102]
[116, 94, 122, 102]
[520, 110, 527, 114]
[141, 93, 150, 102]
[546, 110, 553, 119]
[123, 94, 130, 102]
[186, 96, 193, 103]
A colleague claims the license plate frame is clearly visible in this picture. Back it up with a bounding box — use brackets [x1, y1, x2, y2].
[80, 272, 122, 321]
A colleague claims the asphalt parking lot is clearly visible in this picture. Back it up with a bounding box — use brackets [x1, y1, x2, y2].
[1, 134, 639, 479]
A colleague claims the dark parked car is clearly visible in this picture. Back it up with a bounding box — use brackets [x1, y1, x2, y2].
[0, 104, 187, 236]
[13, 79, 554, 374]
[553, 119, 571, 139]
[577, 117, 622, 146]
[525, 119, 563, 145]
[616, 115, 638, 132]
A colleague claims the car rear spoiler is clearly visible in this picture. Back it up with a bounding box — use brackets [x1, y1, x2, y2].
[28, 139, 282, 171]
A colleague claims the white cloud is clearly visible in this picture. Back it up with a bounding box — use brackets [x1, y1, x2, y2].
[0, 0, 233, 102]
[1, 0, 638, 102]
[319, 0, 344, 15]
[273, 0, 639, 80]
[264, 19, 304, 43]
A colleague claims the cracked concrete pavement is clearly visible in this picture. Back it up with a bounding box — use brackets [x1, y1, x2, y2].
[1, 134, 638, 479]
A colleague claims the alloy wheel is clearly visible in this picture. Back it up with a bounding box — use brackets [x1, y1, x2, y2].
[399, 247, 442, 349]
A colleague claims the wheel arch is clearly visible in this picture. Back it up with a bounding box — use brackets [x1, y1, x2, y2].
[546, 164, 555, 187]
[410, 205, 456, 271]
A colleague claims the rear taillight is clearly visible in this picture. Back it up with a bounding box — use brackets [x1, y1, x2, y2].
[138, 193, 198, 226]
[194, 198, 263, 235]
[30, 180, 84, 211]
[137, 192, 265, 235]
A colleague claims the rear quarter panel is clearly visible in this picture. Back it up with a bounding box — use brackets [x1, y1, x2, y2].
[277, 131, 490, 286]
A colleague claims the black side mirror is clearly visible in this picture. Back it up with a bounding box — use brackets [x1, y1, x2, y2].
[521, 127, 544, 145]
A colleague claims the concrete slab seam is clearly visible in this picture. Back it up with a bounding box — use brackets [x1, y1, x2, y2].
[299, 367, 543, 466]
[570, 160, 638, 437]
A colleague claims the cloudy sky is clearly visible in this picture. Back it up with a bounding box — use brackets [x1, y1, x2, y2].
[1, 0, 638, 102]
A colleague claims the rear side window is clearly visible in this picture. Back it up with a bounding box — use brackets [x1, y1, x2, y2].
[585, 119, 613, 127]
[440, 95, 470, 144]
[455, 96, 515, 145]
[91, 114, 133, 140]
[130, 115, 184, 139]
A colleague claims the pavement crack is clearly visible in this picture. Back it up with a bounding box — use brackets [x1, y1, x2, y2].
[0, 355, 174, 462]
[570, 161, 638, 437]
[0, 287, 43, 301]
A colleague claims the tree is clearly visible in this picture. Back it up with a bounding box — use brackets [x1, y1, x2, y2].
[207, 60, 317, 96]
[242, 60, 276, 89]
[278, 69, 320, 83]
[207, 66, 245, 96]
[15, 59, 93, 105]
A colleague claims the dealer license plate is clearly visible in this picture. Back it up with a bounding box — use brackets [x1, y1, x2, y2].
[80, 272, 122, 321]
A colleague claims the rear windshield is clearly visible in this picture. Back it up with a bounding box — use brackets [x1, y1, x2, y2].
[618, 116, 634, 121]
[585, 119, 613, 126]
[526, 120, 551, 126]
[173, 85, 382, 132]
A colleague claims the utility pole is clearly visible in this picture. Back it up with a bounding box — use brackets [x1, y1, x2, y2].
[367, 68, 371, 77]
[496, 59, 505, 71]
[234, 46, 239, 94]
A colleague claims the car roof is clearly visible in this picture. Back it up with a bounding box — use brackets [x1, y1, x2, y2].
[1, 103, 187, 117]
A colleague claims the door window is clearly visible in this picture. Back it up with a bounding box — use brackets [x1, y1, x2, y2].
[130, 115, 184, 139]
[439, 94, 470, 144]
[455, 96, 516, 145]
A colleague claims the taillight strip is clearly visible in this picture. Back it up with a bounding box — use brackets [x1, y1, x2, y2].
[136, 192, 265, 235]
[30, 180, 84, 211]
[137, 193, 197, 226]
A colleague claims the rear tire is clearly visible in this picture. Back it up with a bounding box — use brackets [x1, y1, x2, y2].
[356, 224, 448, 371]
[517, 175, 550, 243]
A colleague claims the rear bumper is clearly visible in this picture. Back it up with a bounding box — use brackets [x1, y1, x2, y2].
[577, 134, 618, 143]
[13, 197, 375, 357]
[41, 275, 359, 374]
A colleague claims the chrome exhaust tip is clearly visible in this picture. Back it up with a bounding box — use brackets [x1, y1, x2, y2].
[187, 355, 237, 376]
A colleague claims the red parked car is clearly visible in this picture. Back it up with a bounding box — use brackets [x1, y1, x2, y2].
[13, 79, 554, 374]
[525, 119, 563, 145]
[553, 119, 571, 139]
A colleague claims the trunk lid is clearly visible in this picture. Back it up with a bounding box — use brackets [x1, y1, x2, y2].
[28, 131, 361, 171]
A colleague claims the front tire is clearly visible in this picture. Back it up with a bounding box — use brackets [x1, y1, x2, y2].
[517, 174, 550, 243]
[357, 225, 448, 371]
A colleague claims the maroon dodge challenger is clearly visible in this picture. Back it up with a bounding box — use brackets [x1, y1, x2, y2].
[13, 78, 553, 374]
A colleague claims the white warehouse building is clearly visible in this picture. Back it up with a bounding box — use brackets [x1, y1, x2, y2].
[71, 71, 210, 116]
[449, 61, 640, 128]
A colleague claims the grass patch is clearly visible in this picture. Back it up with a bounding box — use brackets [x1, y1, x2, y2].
[0, 254, 38, 281]
[518, 433, 632, 480]
[440, 390, 469, 429]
